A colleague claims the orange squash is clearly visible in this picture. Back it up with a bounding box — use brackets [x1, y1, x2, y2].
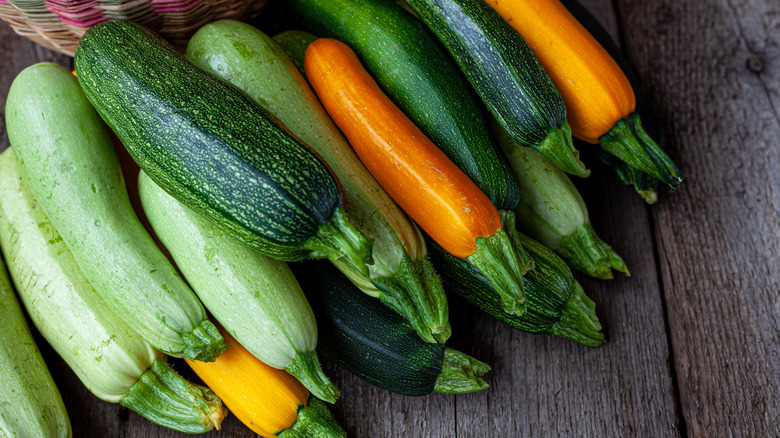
[185, 327, 344, 437]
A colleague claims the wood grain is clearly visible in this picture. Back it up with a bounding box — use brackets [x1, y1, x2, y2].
[616, 0, 780, 436]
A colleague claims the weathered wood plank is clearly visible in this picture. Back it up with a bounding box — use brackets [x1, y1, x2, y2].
[616, 0, 780, 435]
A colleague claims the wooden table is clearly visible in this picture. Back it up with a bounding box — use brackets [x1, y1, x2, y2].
[1, 0, 778, 436]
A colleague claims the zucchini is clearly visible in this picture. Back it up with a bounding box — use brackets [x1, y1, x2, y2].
[284, 0, 522, 212]
[272, 30, 317, 74]
[495, 129, 628, 279]
[428, 229, 605, 347]
[0, 149, 226, 433]
[188, 21, 449, 344]
[73, 20, 371, 275]
[5, 63, 224, 361]
[402, 0, 589, 178]
[559, 0, 665, 203]
[292, 261, 489, 397]
[0, 238, 70, 437]
[138, 171, 339, 403]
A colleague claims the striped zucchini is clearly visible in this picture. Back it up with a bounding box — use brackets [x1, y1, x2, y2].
[429, 231, 604, 347]
[560, 0, 665, 203]
[5, 63, 223, 361]
[188, 20, 450, 343]
[293, 261, 489, 396]
[0, 239, 70, 437]
[138, 171, 339, 403]
[495, 129, 629, 279]
[74, 20, 372, 277]
[0, 149, 226, 433]
[402, 0, 589, 178]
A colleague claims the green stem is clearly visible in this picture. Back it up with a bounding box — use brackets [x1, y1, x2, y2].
[500, 210, 535, 274]
[278, 396, 347, 438]
[558, 223, 629, 280]
[592, 147, 659, 204]
[433, 348, 490, 394]
[307, 207, 373, 278]
[285, 350, 339, 404]
[301, 396, 347, 437]
[119, 358, 226, 433]
[466, 228, 527, 317]
[533, 122, 590, 178]
[549, 282, 605, 347]
[180, 319, 226, 362]
[599, 112, 683, 189]
[272, 31, 318, 76]
[372, 255, 451, 343]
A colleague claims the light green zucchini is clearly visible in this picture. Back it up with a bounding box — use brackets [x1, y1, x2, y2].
[495, 130, 629, 279]
[4, 63, 224, 361]
[187, 20, 450, 343]
[0, 149, 225, 433]
[138, 171, 339, 403]
[0, 244, 70, 437]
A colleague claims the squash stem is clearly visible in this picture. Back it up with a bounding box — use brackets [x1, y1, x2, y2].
[179, 319, 226, 362]
[285, 350, 340, 404]
[467, 228, 528, 317]
[433, 348, 490, 394]
[594, 148, 660, 204]
[308, 207, 373, 278]
[558, 224, 629, 280]
[372, 255, 451, 344]
[534, 122, 590, 178]
[549, 282, 605, 347]
[278, 396, 346, 438]
[500, 210, 535, 274]
[119, 358, 226, 433]
[600, 112, 683, 190]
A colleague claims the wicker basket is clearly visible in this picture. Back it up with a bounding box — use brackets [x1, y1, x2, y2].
[0, 0, 268, 56]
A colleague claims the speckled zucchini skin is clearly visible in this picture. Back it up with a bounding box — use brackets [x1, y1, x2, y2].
[287, 0, 520, 211]
[0, 253, 71, 438]
[74, 20, 343, 261]
[293, 261, 445, 396]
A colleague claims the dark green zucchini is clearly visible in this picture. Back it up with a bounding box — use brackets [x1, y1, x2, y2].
[403, 0, 589, 178]
[292, 261, 489, 396]
[285, 0, 521, 212]
[428, 225, 604, 347]
[559, 0, 665, 203]
[272, 30, 317, 75]
[74, 20, 371, 274]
